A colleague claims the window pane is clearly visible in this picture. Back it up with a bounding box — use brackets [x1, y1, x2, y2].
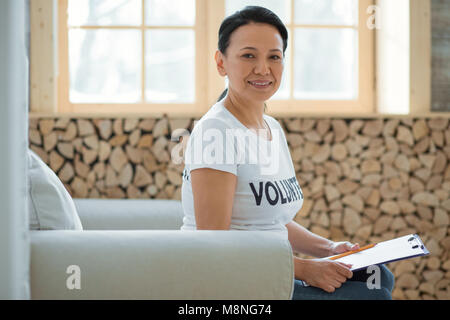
[145, 0, 195, 26]
[145, 30, 195, 103]
[226, 0, 291, 24]
[69, 29, 141, 103]
[295, 0, 357, 25]
[68, 0, 141, 26]
[293, 28, 357, 100]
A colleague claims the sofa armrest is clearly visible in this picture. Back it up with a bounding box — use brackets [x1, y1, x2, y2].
[30, 230, 294, 300]
[73, 199, 183, 230]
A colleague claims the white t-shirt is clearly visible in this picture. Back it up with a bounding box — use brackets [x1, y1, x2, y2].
[180, 98, 304, 236]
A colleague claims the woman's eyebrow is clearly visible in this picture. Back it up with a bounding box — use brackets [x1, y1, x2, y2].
[239, 46, 282, 53]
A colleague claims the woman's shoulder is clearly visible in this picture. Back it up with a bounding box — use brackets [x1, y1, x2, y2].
[192, 102, 237, 133]
[264, 113, 285, 133]
[263, 114, 290, 147]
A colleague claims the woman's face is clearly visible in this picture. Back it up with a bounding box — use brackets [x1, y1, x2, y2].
[216, 22, 285, 103]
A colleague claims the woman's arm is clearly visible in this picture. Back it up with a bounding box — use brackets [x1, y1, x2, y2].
[285, 221, 334, 258]
[286, 221, 360, 258]
[191, 168, 237, 230]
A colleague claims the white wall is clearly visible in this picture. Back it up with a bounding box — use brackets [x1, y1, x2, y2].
[0, 0, 30, 299]
[376, 0, 410, 114]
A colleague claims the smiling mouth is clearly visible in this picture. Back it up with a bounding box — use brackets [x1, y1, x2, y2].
[248, 81, 273, 89]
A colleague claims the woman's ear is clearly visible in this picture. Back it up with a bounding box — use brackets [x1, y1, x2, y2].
[215, 50, 227, 77]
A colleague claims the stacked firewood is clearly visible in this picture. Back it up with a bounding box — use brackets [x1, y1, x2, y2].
[29, 117, 190, 199]
[286, 118, 449, 300]
[29, 116, 449, 299]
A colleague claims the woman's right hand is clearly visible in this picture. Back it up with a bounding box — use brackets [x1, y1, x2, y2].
[294, 258, 353, 293]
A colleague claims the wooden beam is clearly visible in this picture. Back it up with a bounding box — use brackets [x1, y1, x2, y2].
[30, 0, 57, 113]
[410, 0, 431, 114]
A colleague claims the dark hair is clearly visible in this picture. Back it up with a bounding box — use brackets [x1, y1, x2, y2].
[216, 6, 288, 110]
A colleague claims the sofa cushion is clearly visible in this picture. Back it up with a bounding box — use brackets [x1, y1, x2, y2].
[28, 149, 83, 230]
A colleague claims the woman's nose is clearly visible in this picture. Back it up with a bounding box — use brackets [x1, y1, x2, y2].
[254, 59, 270, 75]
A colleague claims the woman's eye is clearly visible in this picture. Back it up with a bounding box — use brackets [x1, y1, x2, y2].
[271, 55, 281, 60]
[242, 53, 254, 58]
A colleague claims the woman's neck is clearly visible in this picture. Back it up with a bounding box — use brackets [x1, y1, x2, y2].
[223, 93, 266, 130]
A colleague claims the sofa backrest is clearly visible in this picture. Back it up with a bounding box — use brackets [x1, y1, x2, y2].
[74, 199, 183, 230]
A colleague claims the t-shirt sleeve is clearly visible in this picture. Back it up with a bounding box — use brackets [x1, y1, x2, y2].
[184, 117, 238, 176]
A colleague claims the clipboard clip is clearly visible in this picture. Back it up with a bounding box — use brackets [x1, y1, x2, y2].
[408, 236, 424, 250]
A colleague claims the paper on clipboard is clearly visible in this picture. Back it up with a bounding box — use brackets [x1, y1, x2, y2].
[326, 234, 430, 272]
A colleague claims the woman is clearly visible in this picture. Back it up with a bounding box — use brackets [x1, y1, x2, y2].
[180, 5, 394, 300]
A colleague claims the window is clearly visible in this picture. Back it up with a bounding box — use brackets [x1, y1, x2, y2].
[33, 0, 376, 116]
[57, 0, 207, 114]
[68, 0, 195, 104]
[223, 0, 375, 114]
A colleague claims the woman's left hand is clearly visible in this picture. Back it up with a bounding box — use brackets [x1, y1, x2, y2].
[329, 241, 360, 256]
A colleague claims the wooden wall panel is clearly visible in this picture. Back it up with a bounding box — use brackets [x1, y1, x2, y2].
[431, 0, 450, 112]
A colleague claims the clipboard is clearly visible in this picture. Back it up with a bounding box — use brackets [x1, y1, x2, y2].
[324, 234, 430, 272]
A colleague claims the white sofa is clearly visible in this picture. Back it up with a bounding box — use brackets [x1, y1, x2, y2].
[29, 199, 295, 300]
